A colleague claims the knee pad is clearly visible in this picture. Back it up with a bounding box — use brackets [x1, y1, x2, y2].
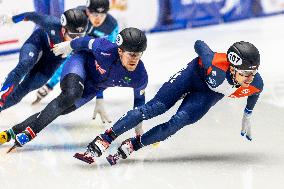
[59, 73, 84, 106]
[139, 101, 167, 120]
[123, 108, 144, 124]
[61, 73, 84, 98]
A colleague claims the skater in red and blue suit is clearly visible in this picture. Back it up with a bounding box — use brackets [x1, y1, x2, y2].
[74, 40, 264, 165]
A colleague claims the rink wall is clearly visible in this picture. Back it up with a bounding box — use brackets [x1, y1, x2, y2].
[0, 0, 284, 56]
[152, 0, 284, 32]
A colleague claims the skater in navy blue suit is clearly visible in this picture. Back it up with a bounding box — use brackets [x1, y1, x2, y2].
[74, 40, 264, 165]
[0, 28, 149, 151]
[32, 0, 119, 114]
[0, 9, 88, 112]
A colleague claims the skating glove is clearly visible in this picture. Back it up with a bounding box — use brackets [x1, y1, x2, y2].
[31, 85, 52, 105]
[93, 99, 111, 123]
[52, 41, 73, 58]
[241, 112, 252, 141]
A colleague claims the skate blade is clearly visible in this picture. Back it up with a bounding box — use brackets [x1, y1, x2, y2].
[74, 153, 95, 164]
[6, 144, 17, 154]
[152, 142, 160, 148]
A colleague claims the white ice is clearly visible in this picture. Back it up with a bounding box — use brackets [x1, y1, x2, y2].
[1, 15, 284, 189]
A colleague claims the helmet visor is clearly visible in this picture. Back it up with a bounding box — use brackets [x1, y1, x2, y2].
[89, 12, 106, 17]
[124, 51, 143, 58]
[235, 68, 257, 77]
[66, 31, 86, 39]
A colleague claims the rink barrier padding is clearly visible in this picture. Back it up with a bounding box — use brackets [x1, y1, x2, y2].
[0, 48, 20, 56]
[0, 39, 19, 45]
[0, 39, 20, 56]
[151, 0, 284, 32]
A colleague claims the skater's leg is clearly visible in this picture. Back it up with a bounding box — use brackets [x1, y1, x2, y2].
[2, 30, 44, 88]
[9, 52, 90, 147]
[102, 60, 202, 143]
[32, 61, 65, 105]
[79, 59, 206, 159]
[139, 91, 224, 148]
[2, 72, 48, 111]
[0, 30, 44, 107]
[105, 91, 224, 165]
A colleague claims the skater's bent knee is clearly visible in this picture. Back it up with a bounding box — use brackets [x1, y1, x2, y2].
[61, 73, 84, 99]
[127, 108, 143, 120]
[159, 111, 190, 136]
[61, 73, 84, 90]
[140, 101, 167, 120]
[171, 111, 190, 125]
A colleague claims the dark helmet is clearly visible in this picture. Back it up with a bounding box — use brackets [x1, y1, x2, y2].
[116, 27, 147, 52]
[86, 0, 110, 13]
[227, 41, 260, 70]
[61, 8, 88, 34]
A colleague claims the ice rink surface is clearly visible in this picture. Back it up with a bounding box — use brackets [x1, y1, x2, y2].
[1, 15, 284, 189]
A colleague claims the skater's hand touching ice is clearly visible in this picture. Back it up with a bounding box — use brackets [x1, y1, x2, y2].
[93, 99, 111, 124]
[241, 112, 252, 141]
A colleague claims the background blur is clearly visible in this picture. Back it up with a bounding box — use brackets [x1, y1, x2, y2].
[1, 0, 284, 55]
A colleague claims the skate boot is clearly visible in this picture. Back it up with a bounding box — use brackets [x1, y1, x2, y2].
[74, 136, 110, 164]
[7, 127, 36, 153]
[32, 85, 52, 105]
[0, 129, 15, 145]
[106, 139, 135, 166]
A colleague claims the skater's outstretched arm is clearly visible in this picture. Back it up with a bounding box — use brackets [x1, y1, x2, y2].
[52, 37, 113, 58]
[12, 12, 61, 29]
[241, 73, 264, 141]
